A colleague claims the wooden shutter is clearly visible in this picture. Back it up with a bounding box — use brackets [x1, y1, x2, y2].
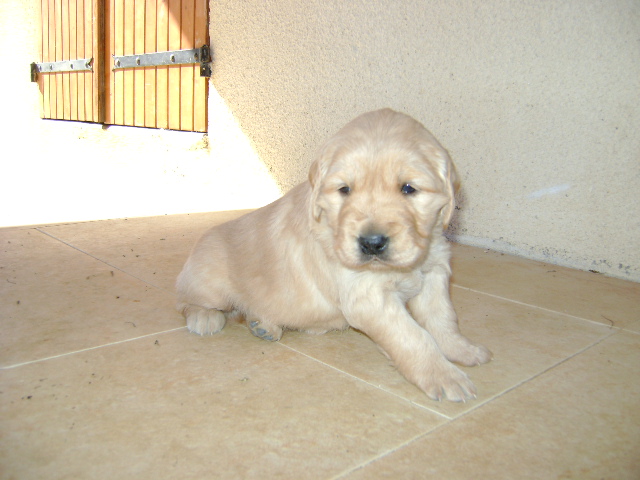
[105, 0, 209, 132]
[35, 0, 208, 133]
[36, 0, 104, 123]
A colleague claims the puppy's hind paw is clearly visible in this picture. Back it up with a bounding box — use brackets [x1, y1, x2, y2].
[184, 306, 226, 335]
[247, 318, 283, 342]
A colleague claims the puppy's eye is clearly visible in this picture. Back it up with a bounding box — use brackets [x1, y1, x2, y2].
[338, 186, 351, 195]
[401, 184, 417, 195]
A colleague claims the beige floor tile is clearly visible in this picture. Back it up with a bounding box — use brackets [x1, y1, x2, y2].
[39, 210, 250, 292]
[341, 331, 640, 480]
[624, 320, 640, 334]
[451, 244, 640, 328]
[0, 229, 183, 368]
[0, 326, 444, 480]
[280, 286, 613, 418]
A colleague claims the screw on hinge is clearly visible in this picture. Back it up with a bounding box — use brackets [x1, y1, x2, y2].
[200, 63, 212, 78]
[199, 45, 212, 77]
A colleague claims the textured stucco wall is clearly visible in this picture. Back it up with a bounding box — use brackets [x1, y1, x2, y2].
[210, 0, 640, 281]
[1, 1, 638, 281]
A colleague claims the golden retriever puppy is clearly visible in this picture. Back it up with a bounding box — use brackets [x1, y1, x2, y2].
[176, 108, 491, 402]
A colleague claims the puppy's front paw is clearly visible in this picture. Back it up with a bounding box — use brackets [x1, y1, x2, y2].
[184, 306, 226, 335]
[419, 361, 478, 403]
[441, 336, 492, 367]
[247, 319, 283, 342]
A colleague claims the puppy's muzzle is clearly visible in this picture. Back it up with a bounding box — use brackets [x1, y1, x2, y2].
[358, 234, 389, 257]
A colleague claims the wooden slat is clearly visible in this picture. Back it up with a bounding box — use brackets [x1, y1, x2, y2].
[61, 0, 71, 119]
[103, 0, 111, 123]
[69, 0, 78, 121]
[76, 0, 86, 120]
[49, 0, 56, 118]
[193, 0, 207, 132]
[180, 0, 194, 132]
[39, 0, 48, 118]
[144, 0, 157, 128]
[123, 0, 135, 126]
[37, 0, 44, 117]
[156, 0, 169, 129]
[38, 0, 51, 118]
[134, 0, 145, 126]
[112, 0, 124, 124]
[104, 0, 115, 124]
[55, 0, 64, 118]
[84, 0, 94, 121]
[168, 0, 182, 130]
[78, 0, 97, 122]
[49, 0, 58, 118]
[93, 0, 105, 123]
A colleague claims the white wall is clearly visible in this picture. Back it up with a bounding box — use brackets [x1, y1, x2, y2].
[1, 0, 638, 281]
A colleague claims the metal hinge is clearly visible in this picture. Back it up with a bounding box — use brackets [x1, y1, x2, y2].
[112, 45, 212, 77]
[30, 58, 93, 82]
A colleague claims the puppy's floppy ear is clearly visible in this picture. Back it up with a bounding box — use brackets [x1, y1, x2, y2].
[419, 135, 459, 229]
[437, 148, 459, 228]
[308, 144, 333, 221]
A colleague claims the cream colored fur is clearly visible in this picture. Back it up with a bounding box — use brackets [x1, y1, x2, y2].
[176, 109, 491, 402]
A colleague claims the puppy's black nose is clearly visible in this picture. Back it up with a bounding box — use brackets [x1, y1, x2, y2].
[359, 234, 389, 256]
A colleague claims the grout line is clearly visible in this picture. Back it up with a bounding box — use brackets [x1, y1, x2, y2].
[0, 327, 187, 370]
[451, 284, 622, 330]
[332, 391, 495, 479]
[332, 388, 506, 479]
[473, 329, 618, 411]
[621, 325, 640, 336]
[276, 341, 452, 421]
[332, 393, 497, 479]
[35, 227, 174, 295]
[332, 329, 618, 479]
[329, 426, 443, 480]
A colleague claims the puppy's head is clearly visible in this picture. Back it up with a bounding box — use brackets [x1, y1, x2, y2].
[309, 108, 458, 270]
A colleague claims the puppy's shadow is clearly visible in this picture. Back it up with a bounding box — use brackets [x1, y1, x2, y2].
[447, 184, 467, 236]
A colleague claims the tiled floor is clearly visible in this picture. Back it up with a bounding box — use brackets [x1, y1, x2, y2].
[1, 211, 639, 479]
